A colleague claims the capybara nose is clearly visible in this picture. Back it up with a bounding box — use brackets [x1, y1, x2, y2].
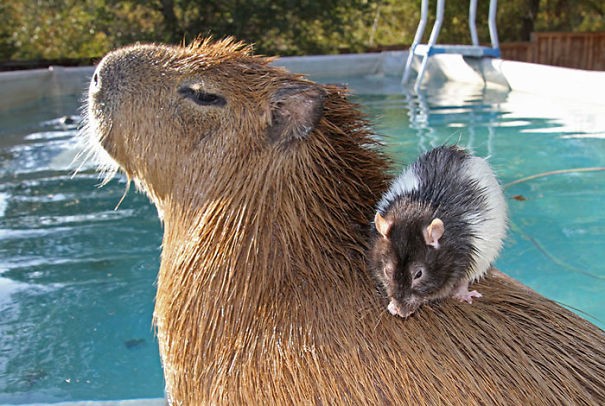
[89, 56, 119, 97]
[88, 56, 124, 106]
[89, 52, 143, 103]
[89, 66, 102, 96]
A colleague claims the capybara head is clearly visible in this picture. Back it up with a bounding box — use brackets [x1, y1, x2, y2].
[86, 38, 365, 211]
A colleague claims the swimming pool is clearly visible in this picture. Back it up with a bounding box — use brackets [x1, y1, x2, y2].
[0, 70, 603, 403]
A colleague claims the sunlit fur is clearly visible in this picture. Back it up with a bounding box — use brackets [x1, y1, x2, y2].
[85, 38, 605, 404]
[75, 104, 121, 185]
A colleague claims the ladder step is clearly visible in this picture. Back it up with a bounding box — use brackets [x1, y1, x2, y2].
[414, 44, 501, 58]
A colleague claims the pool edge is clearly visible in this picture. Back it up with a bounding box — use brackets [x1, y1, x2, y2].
[2, 51, 604, 113]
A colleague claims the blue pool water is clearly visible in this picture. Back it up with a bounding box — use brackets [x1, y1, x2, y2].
[0, 75, 603, 403]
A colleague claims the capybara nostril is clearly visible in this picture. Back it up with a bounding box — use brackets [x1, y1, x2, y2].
[90, 67, 102, 92]
[89, 69, 103, 98]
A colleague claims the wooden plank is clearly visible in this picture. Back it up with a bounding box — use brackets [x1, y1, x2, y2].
[501, 32, 605, 71]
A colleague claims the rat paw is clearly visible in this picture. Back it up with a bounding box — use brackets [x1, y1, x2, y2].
[454, 290, 482, 304]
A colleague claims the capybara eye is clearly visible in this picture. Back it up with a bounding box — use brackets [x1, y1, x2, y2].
[194, 93, 225, 106]
[178, 86, 226, 107]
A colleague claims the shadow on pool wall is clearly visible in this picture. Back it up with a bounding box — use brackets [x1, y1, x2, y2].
[0, 52, 603, 405]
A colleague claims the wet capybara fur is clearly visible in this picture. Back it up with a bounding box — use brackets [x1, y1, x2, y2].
[85, 38, 605, 404]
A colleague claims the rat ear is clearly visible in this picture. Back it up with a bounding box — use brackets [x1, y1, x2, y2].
[423, 218, 444, 248]
[374, 212, 393, 238]
[267, 82, 326, 144]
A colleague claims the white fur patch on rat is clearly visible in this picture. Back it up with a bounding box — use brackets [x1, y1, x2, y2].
[369, 145, 508, 318]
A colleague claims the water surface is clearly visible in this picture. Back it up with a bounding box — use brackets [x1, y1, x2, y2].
[0, 76, 603, 403]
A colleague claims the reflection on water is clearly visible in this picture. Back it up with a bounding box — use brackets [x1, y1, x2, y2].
[0, 79, 603, 402]
[0, 95, 164, 403]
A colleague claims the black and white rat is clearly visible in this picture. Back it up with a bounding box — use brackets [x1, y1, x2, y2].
[369, 145, 507, 318]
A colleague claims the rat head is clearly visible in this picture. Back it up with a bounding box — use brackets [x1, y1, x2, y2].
[85, 38, 326, 210]
[370, 205, 461, 318]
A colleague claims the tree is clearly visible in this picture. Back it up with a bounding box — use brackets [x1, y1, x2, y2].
[1, 0, 603, 62]
[6, 0, 110, 60]
[0, 2, 17, 60]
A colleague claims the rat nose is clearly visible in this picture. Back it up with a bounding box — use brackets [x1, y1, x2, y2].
[387, 299, 418, 318]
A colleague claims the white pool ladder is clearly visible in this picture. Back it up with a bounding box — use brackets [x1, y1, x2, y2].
[402, 0, 501, 92]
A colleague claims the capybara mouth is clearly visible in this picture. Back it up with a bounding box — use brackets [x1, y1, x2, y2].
[80, 59, 130, 182]
[85, 47, 160, 170]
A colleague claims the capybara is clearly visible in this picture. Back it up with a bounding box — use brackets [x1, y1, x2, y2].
[85, 38, 605, 404]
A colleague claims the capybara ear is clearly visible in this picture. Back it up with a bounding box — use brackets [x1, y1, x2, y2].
[268, 83, 326, 144]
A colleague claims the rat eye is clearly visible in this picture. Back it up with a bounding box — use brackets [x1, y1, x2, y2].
[178, 86, 226, 107]
[411, 265, 425, 288]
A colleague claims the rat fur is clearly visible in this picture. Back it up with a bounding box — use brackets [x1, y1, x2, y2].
[369, 145, 507, 318]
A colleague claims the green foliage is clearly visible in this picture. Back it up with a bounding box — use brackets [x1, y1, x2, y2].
[366, 0, 420, 47]
[151, 0, 378, 55]
[0, 2, 17, 59]
[1, 0, 603, 62]
[535, 0, 604, 33]
[8, 0, 109, 60]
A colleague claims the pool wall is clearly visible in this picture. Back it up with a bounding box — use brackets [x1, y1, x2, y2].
[0, 66, 94, 111]
[2, 50, 604, 113]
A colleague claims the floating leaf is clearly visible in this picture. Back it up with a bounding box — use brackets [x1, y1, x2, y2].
[124, 338, 146, 349]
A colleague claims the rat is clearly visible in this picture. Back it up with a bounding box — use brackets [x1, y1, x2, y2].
[369, 145, 507, 318]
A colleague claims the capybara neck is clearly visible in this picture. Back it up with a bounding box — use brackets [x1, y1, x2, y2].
[88, 38, 391, 401]
[153, 86, 392, 404]
[156, 88, 391, 311]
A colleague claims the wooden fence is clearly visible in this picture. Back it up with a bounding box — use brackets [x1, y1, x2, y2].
[500, 32, 605, 71]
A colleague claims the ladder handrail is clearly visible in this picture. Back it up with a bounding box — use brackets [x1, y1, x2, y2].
[402, 0, 501, 90]
[402, 0, 429, 84]
[412, 0, 429, 49]
[488, 0, 500, 49]
[469, 0, 479, 46]
[427, 0, 445, 47]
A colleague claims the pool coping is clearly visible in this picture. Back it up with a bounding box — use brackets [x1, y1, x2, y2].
[2, 50, 603, 405]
